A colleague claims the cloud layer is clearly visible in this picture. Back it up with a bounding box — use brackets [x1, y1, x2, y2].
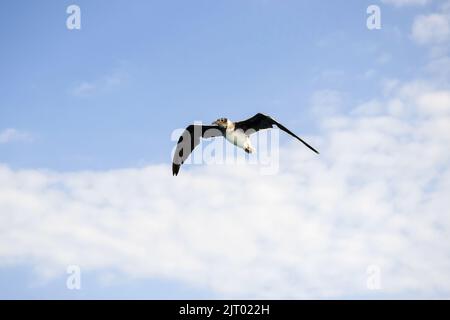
[70, 71, 127, 97]
[2, 1, 450, 299]
[382, 0, 431, 7]
[1, 75, 449, 298]
[0, 129, 32, 144]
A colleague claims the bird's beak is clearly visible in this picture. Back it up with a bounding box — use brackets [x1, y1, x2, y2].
[212, 121, 218, 125]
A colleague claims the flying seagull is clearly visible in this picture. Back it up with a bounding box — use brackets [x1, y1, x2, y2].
[172, 113, 319, 176]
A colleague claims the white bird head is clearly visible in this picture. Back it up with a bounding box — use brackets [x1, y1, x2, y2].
[212, 117, 230, 128]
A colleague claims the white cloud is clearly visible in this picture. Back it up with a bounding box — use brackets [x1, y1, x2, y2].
[381, 78, 401, 96]
[417, 90, 450, 114]
[352, 99, 384, 116]
[1, 77, 450, 298]
[310, 89, 345, 116]
[0, 129, 32, 144]
[382, 0, 431, 7]
[363, 69, 377, 79]
[376, 52, 392, 65]
[426, 55, 450, 81]
[71, 82, 97, 96]
[71, 71, 127, 97]
[412, 13, 450, 45]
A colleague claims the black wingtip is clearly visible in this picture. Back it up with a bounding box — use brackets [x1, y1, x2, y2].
[295, 137, 320, 155]
[172, 163, 180, 176]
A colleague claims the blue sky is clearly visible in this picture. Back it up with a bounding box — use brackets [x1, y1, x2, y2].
[1, 0, 450, 299]
[0, 0, 427, 170]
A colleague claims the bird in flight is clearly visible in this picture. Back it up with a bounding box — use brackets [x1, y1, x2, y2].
[172, 113, 319, 176]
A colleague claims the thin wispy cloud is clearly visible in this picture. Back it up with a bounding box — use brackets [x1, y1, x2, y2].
[2, 0, 450, 299]
[410, 1, 450, 60]
[70, 71, 127, 97]
[0, 129, 32, 144]
[412, 14, 450, 45]
[71, 82, 97, 96]
[310, 89, 345, 116]
[382, 0, 432, 7]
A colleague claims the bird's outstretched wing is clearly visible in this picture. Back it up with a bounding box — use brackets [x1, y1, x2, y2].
[172, 125, 224, 176]
[234, 113, 319, 154]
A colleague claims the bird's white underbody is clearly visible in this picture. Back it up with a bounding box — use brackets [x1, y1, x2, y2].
[225, 129, 255, 153]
